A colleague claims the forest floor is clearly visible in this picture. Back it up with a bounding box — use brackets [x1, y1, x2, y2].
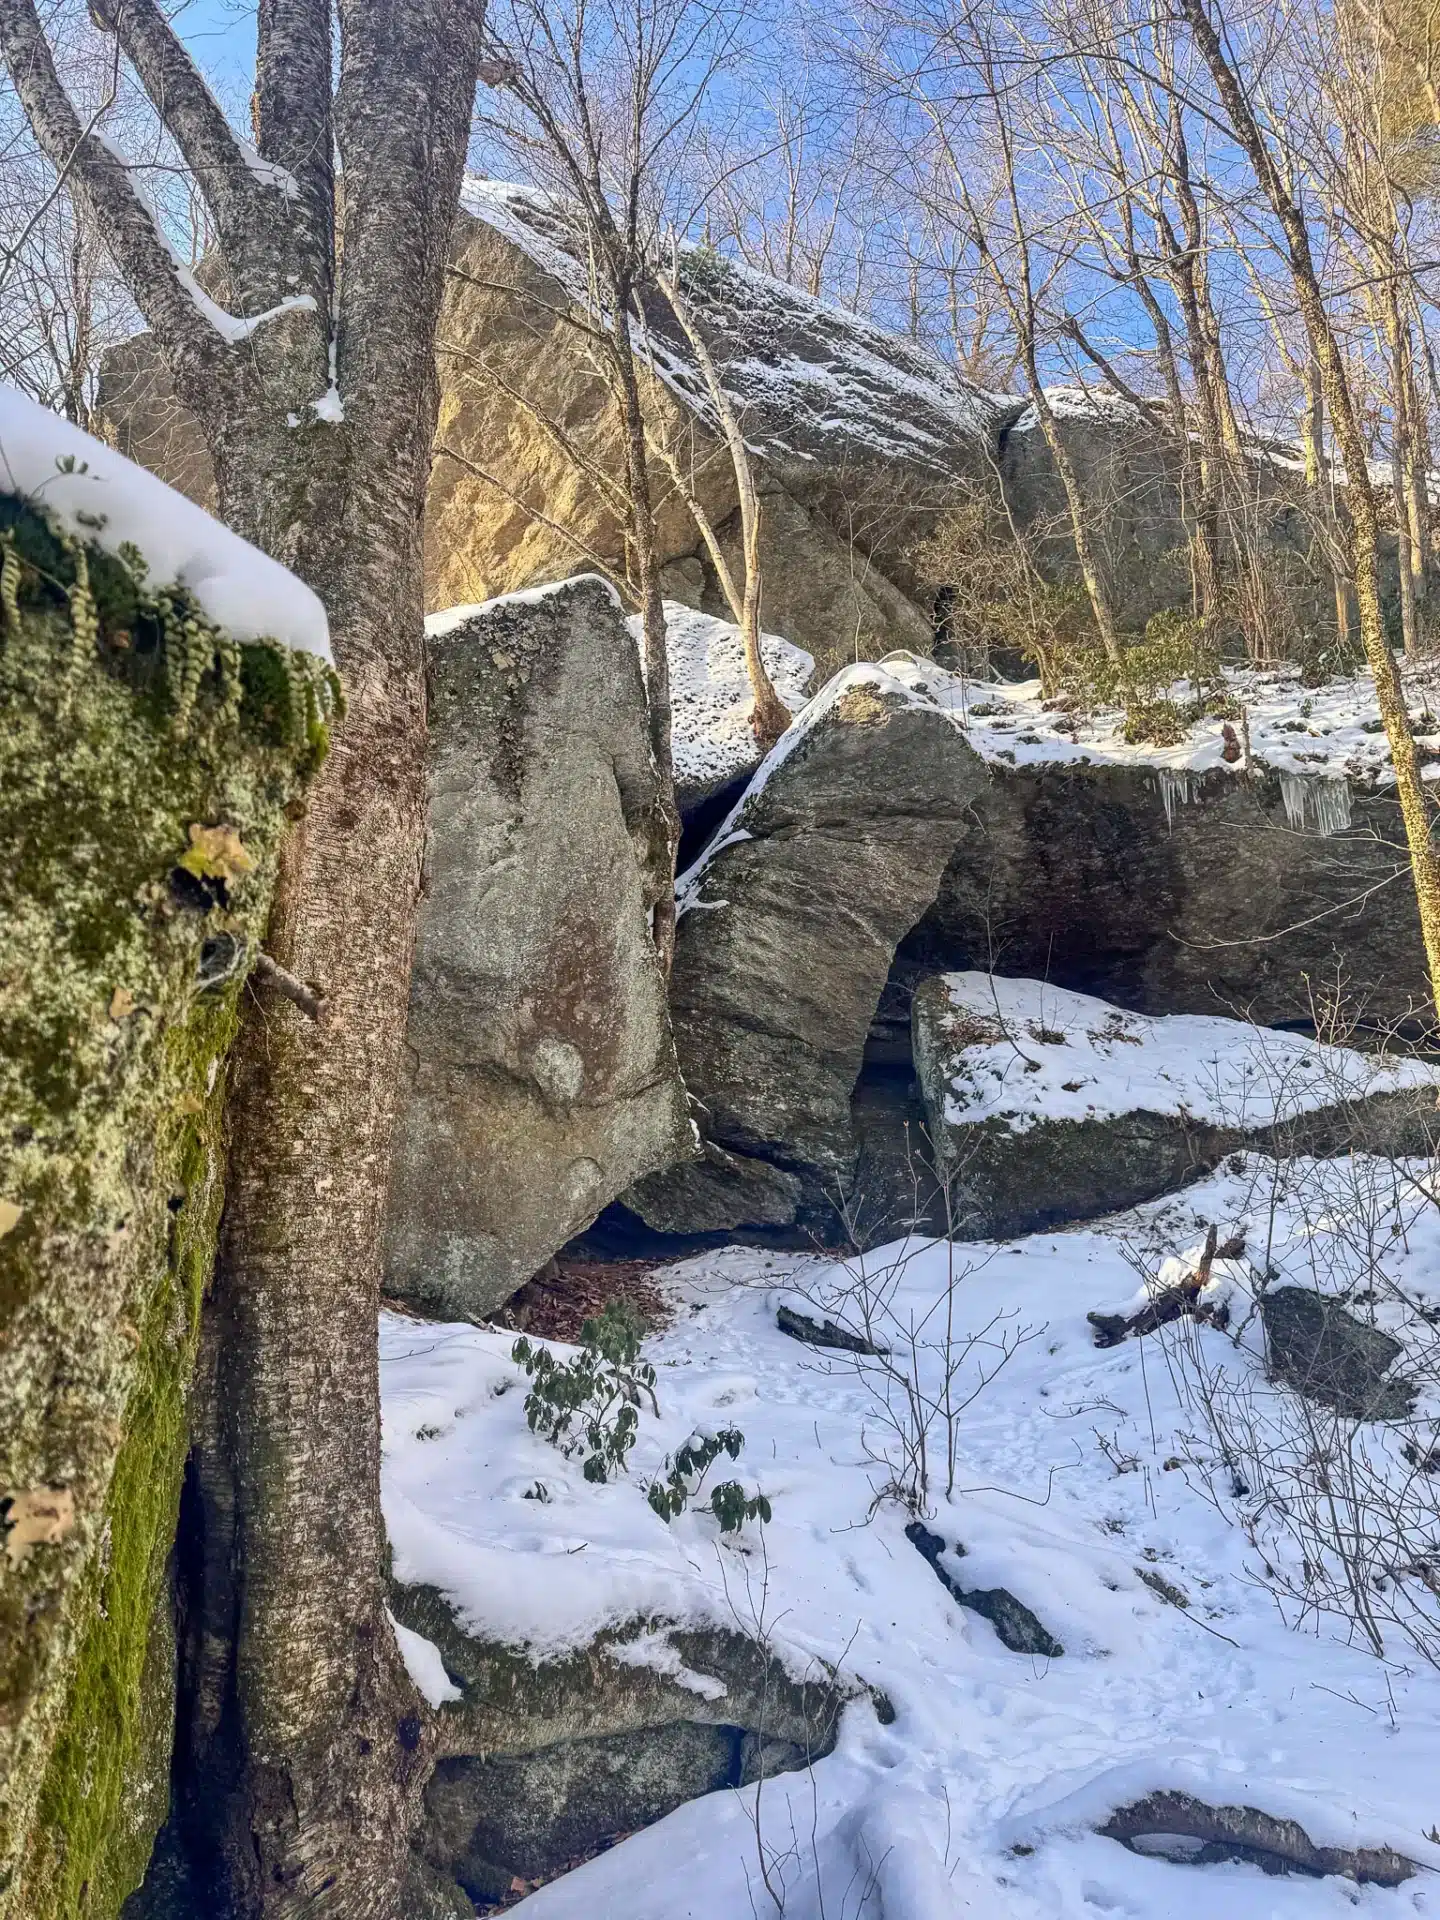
[381, 1151, 1440, 1920]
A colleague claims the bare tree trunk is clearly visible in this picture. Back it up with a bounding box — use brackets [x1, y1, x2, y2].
[610, 288, 681, 968]
[1157, 197, 1227, 621]
[1176, 0, 1440, 1012]
[1298, 361, 1355, 645]
[656, 263, 791, 746]
[0, 0, 487, 1909]
[969, 93, 1126, 667]
[1024, 372, 1126, 666]
[1399, 308, 1430, 645]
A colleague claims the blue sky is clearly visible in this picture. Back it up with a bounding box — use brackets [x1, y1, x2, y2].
[171, 0, 257, 111]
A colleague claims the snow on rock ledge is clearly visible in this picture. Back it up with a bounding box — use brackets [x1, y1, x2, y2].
[635, 600, 814, 805]
[912, 973, 1440, 1238]
[862, 648, 1440, 798]
[0, 385, 331, 659]
[916, 973, 1440, 1135]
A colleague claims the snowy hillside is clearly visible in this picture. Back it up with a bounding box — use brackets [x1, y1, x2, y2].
[382, 1150, 1440, 1918]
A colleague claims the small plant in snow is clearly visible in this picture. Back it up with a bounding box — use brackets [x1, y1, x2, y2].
[511, 1301, 657, 1484]
[646, 1426, 772, 1532]
[513, 1303, 773, 1529]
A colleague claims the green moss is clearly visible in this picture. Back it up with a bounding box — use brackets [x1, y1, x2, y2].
[25, 1005, 235, 1918]
[0, 496, 332, 1917]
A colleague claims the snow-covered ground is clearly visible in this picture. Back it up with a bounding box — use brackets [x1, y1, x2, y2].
[918, 973, 1440, 1134]
[382, 1152, 1440, 1919]
[0, 385, 331, 658]
[640, 601, 815, 796]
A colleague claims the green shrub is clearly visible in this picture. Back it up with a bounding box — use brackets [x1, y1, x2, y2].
[512, 1305, 772, 1532]
[645, 1428, 772, 1534]
[512, 1303, 657, 1485]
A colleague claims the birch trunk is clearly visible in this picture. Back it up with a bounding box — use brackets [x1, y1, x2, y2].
[1177, 0, 1440, 1012]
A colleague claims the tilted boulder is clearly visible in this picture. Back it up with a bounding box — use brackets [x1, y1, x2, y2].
[626, 659, 991, 1236]
[912, 973, 1440, 1240]
[631, 654, 1430, 1243]
[384, 577, 693, 1317]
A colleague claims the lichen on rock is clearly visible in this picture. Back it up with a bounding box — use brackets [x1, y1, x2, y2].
[0, 485, 331, 1919]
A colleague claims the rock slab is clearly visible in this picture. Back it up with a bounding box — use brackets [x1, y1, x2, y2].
[626, 659, 992, 1237]
[912, 972, 1440, 1239]
[385, 578, 693, 1317]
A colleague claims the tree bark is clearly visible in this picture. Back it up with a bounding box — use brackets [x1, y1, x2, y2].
[655, 264, 792, 748]
[608, 283, 681, 967]
[0, 0, 487, 1909]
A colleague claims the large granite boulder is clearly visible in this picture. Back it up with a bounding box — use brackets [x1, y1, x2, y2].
[384, 578, 692, 1316]
[912, 973, 1440, 1239]
[997, 391, 1189, 627]
[392, 1587, 857, 1909]
[99, 184, 1024, 685]
[629, 655, 1431, 1244]
[996, 388, 1389, 637]
[905, 762, 1428, 1036]
[626, 659, 991, 1236]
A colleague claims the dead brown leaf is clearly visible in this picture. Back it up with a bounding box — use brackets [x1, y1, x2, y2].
[3, 1486, 75, 1568]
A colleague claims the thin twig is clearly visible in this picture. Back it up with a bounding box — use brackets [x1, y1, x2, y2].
[252, 950, 328, 1025]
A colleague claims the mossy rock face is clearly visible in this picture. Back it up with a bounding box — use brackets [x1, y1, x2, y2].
[0, 500, 331, 1919]
[391, 1583, 882, 1907]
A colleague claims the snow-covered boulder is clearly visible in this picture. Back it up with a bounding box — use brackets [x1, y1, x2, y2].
[997, 383, 1369, 634]
[385, 578, 692, 1316]
[426, 185, 1020, 682]
[101, 184, 1017, 680]
[912, 974, 1440, 1239]
[901, 655, 1433, 1034]
[634, 651, 1432, 1244]
[646, 601, 814, 812]
[625, 658, 990, 1237]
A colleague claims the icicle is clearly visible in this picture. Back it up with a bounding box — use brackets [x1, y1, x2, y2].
[1157, 768, 1192, 829]
[1311, 777, 1353, 836]
[1279, 771, 1352, 837]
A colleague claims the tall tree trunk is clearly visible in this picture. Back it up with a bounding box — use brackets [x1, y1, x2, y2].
[1177, 0, 1440, 1012]
[655, 263, 792, 747]
[180, 4, 486, 1904]
[1024, 370, 1126, 667]
[1299, 364, 1355, 646]
[610, 289, 681, 967]
[0, 0, 488, 1907]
